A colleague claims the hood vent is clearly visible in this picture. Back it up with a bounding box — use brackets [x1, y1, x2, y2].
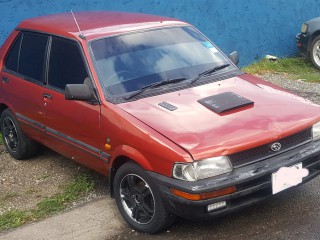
[197, 92, 254, 114]
[158, 101, 177, 111]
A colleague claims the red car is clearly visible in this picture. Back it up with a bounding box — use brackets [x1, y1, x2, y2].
[1, 11, 320, 233]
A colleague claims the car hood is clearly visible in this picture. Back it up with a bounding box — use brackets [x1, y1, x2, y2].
[118, 74, 320, 160]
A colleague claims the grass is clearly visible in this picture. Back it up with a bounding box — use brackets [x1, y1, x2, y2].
[243, 57, 320, 82]
[0, 210, 31, 231]
[0, 134, 3, 144]
[0, 174, 94, 232]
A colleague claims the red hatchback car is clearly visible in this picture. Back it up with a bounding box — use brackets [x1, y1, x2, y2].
[1, 11, 320, 233]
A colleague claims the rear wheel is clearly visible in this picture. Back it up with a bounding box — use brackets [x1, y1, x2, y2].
[0, 109, 38, 159]
[113, 162, 175, 233]
[310, 35, 320, 70]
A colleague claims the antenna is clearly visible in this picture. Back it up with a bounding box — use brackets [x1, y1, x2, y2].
[71, 10, 86, 40]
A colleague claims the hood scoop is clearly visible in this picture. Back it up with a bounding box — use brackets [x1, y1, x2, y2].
[197, 92, 254, 114]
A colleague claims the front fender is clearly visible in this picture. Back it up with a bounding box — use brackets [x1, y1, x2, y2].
[110, 144, 153, 171]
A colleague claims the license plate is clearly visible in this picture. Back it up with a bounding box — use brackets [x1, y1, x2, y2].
[271, 162, 309, 195]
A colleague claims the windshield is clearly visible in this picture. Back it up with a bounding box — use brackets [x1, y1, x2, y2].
[90, 26, 235, 98]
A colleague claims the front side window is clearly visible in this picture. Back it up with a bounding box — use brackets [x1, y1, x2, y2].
[90, 26, 236, 99]
[48, 37, 88, 90]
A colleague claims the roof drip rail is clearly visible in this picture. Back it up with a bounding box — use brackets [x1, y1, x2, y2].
[71, 10, 86, 40]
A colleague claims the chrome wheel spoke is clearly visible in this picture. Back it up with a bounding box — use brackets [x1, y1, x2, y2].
[142, 187, 151, 198]
[2, 117, 19, 152]
[140, 204, 154, 218]
[121, 188, 131, 198]
[2, 126, 10, 136]
[131, 205, 139, 219]
[120, 174, 155, 224]
[126, 175, 137, 193]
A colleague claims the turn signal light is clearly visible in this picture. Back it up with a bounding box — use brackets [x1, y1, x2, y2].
[171, 186, 236, 201]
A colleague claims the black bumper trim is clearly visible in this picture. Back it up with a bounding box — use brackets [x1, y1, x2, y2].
[147, 141, 320, 220]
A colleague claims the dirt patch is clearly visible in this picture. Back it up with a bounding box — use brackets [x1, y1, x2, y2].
[0, 146, 108, 216]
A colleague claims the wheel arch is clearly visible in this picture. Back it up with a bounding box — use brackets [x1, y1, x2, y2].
[109, 155, 131, 198]
[109, 145, 153, 197]
[0, 104, 9, 116]
[308, 30, 320, 51]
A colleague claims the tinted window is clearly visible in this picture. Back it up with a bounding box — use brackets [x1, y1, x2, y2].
[48, 37, 88, 90]
[90, 26, 233, 97]
[19, 33, 48, 82]
[5, 33, 22, 72]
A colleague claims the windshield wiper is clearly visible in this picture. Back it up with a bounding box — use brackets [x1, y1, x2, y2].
[188, 64, 230, 85]
[124, 77, 187, 100]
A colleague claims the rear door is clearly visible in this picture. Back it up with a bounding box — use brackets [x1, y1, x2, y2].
[1, 32, 48, 141]
[42, 36, 107, 173]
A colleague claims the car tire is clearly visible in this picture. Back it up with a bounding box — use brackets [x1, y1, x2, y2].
[310, 35, 320, 70]
[113, 162, 175, 233]
[0, 109, 38, 159]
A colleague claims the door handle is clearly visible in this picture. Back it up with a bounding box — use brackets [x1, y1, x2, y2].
[43, 93, 53, 100]
[2, 76, 9, 83]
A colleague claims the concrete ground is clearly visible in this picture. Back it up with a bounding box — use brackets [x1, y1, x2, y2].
[2, 177, 320, 240]
[0, 198, 126, 240]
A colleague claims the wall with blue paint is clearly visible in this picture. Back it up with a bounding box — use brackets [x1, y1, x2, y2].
[1, 0, 320, 66]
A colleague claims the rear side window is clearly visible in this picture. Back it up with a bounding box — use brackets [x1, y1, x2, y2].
[5, 32, 48, 82]
[19, 33, 48, 82]
[5, 33, 22, 72]
[48, 37, 88, 90]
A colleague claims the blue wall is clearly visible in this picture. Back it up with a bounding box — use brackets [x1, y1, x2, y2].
[1, 0, 320, 66]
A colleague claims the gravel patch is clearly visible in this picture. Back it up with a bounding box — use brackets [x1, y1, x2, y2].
[0, 148, 108, 216]
[259, 73, 320, 104]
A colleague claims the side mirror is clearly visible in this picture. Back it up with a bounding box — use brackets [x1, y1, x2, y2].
[65, 84, 95, 101]
[229, 51, 240, 65]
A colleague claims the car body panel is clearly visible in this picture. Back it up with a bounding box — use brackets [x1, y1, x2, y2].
[41, 87, 107, 172]
[100, 104, 193, 176]
[119, 74, 320, 160]
[147, 139, 320, 220]
[1, 70, 47, 143]
[17, 11, 186, 42]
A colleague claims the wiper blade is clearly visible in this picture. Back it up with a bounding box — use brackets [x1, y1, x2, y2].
[189, 64, 230, 85]
[124, 77, 187, 100]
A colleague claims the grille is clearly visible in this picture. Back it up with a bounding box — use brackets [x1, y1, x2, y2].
[229, 128, 312, 167]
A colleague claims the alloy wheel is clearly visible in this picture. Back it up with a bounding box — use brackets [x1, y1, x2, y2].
[312, 39, 320, 67]
[119, 174, 155, 224]
[2, 116, 19, 152]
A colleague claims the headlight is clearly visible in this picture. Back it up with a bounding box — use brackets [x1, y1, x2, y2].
[312, 122, 320, 140]
[301, 23, 308, 34]
[172, 156, 233, 181]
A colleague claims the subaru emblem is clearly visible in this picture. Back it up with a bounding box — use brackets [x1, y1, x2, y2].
[271, 142, 281, 152]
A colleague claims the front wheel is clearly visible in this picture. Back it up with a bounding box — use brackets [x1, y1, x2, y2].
[310, 35, 320, 70]
[113, 162, 175, 233]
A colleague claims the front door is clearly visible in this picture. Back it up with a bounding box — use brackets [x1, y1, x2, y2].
[42, 36, 107, 173]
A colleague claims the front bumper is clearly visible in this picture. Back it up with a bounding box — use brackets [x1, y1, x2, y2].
[147, 140, 320, 220]
[296, 33, 310, 55]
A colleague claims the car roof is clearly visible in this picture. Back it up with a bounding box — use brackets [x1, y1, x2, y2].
[17, 11, 187, 41]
